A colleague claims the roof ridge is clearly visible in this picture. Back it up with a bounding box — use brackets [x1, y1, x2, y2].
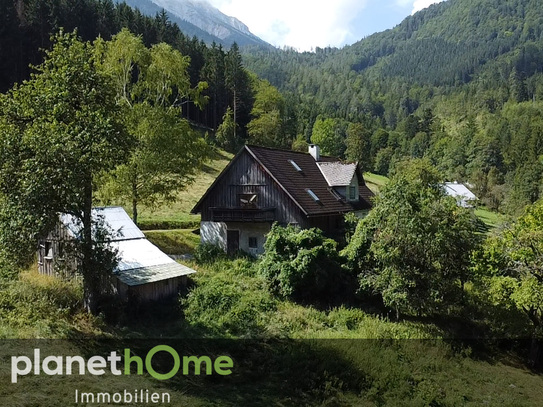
[245, 144, 339, 160]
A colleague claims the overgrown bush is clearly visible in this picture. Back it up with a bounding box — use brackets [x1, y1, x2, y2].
[193, 242, 225, 264]
[181, 258, 276, 336]
[257, 224, 353, 303]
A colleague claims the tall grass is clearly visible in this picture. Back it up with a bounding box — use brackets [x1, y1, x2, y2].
[0, 269, 83, 338]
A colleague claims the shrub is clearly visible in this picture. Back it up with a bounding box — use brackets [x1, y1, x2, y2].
[193, 242, 225, 264]
[181, 268, 276, 337]
[257, 224, 352, 303]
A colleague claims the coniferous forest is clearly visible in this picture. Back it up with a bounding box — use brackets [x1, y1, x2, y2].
[2, 0, 543, 215]
[0, 0, 253, 133]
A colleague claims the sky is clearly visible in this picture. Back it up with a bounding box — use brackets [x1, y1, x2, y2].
[206, 0, 446, 51]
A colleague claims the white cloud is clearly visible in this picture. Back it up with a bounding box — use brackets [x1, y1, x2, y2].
[207, 0, 369, 51]
[411, 0, 445, 14]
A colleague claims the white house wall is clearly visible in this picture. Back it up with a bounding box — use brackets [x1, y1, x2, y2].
[227, 222, 271, 255]
[200, 221, 228, 251]
[200, 220, 271, 255]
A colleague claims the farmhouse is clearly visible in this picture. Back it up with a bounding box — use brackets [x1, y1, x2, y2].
[37, 207, 196, 301]
[191, 145, 374, 255]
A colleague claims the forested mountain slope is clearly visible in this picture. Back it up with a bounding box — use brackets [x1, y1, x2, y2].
[244, 0, 543, 117]
[0, 0, 255, 133]
[241, 0, 543, 214]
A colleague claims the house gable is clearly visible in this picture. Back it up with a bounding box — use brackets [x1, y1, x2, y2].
[192, 147, 307, 226]
[193, 145, 375, 221]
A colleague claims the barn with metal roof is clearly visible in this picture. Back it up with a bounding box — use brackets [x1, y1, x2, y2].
[38, 207, 195, 301]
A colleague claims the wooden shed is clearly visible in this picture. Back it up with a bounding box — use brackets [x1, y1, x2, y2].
[38, 207, 196, 301]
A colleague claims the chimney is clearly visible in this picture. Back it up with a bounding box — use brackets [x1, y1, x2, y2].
[309, 144, 320, 161]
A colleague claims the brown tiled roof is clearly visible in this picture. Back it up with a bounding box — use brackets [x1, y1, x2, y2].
[192, 145, 374, 217]
[245, 145, 373, 217]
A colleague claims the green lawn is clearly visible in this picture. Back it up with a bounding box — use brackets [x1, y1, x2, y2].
[475, 206, 507, 229]
[125, 148, 233, 230]
[363, 172, 389, 194]
[144, 229, 200, 255]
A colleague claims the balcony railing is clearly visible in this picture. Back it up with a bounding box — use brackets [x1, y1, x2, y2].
[210, 207, 276, 222]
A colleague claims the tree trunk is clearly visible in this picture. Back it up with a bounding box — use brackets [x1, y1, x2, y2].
[233, 89, 237, 139]
[529, 337, 541, 368]
[132, 174, 138, 225]
[82, 178, 99, 314]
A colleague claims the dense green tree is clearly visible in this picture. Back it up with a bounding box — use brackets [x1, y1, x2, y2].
[247, 78, 288, 148]
[96, 29, 209, 224]
[473, 199, 543, 364]
[509, 67, 529, 102]
[0, 32, 130, 312]
[224, 42, 253, 139]
[310, 117, 345, 157]
[343, 160, 481, 317]
[201, 42, 226, 130]
[216, 106, 239, 152]
[345, 122, 372, 170]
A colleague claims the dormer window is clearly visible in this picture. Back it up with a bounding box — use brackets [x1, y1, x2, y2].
[239, 193, 258, 208]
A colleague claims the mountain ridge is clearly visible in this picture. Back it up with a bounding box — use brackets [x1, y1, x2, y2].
[116, 0, 269, 47]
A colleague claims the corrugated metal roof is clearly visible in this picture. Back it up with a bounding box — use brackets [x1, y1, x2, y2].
[59, 207, 197, 286]
[113, 238, 179, 271]
[116, 262, 196, 286]
[444, 182, 478, 200]
[112, 235, 196, 286]
[60, 207, 145, 241]
[316, 162, 357, 186]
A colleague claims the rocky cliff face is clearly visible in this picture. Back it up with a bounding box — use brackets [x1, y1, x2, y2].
[150, 0, 265, 45]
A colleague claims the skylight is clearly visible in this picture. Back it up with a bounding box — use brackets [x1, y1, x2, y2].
[307, 189, 320, 202]
[288, 159, 302, 172]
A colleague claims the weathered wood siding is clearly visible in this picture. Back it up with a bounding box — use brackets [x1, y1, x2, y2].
[117, 276, 188, 302]
[200, 150, 306, 226]
[37, 223, 78, 278]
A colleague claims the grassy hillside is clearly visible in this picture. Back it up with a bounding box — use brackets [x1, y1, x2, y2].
[133, 149, 233, 230]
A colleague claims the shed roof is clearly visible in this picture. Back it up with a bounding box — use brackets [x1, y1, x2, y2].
[59, 207, 196, 286]
[60, 207, 145, 241]
[444, 182, 478, 201]
[113, 239, 195, 286]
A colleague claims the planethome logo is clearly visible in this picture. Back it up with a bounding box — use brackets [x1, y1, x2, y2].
[11, 345, 234, 383]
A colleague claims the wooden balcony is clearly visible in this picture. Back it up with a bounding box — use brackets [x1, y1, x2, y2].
[210, 207, 276, 222]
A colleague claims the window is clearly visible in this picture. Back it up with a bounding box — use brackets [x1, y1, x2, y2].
[44, 241, 53, 258]
[307, 189, 320, 202]
[248, 237, 258, 249]
[239, 193, 258, 208]
[288, 159, 303, 172]
[349, 186, 356, 200]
